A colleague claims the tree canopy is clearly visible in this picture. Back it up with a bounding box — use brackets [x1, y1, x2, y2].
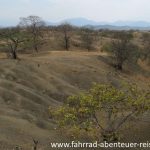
[50, 83, 150, 141]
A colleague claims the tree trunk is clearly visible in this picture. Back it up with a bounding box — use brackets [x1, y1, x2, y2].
[115, 60, 123, 70]
[64, 33, 69, 51]
[33, 139, 38, 150]
[33, 35, 38, 52]
[10, 42, 18, 59]
[65, 39, 69, 50]
[116, 63, 122, 70]
[102, 130, 119, 142]
[34, 44, 38, 52]
[12, 50, 17, 59]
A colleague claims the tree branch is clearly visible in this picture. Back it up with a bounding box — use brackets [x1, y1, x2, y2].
[114, 110, 136, 132]
[93, 113, 105, 131]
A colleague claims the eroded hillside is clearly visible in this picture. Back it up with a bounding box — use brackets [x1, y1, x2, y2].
[0, 51, 149, 149]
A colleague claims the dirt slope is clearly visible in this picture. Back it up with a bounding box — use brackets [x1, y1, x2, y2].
[0, 51, 149, 149]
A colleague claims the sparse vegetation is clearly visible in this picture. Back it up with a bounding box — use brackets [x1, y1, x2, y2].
[0, 15, 150, 150]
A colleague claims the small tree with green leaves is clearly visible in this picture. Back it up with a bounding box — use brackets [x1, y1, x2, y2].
[50, 83, 150, 142]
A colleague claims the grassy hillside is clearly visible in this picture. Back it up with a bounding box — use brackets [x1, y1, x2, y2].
[0, 51, 149, 149]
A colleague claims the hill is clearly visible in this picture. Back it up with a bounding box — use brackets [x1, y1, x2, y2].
[0, 51, 149, 149]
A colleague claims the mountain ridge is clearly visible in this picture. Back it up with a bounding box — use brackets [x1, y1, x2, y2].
[47, 17, 150, 30]
[47, 17, 150, 27]
[1, 17, 150, 30]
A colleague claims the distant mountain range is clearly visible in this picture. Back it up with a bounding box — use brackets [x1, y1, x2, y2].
[47, 18, 150, 30]
[1, 17, 150, 30]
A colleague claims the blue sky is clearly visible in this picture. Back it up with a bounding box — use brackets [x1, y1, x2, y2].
[0, 0, 150, 26]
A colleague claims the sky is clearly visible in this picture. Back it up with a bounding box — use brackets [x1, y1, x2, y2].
[0, 0, 150, 26]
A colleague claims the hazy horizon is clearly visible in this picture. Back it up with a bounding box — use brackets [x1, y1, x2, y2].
[0, 0, 150, 26]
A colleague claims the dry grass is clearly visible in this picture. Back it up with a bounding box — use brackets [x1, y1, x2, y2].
[0, 51, 149, 149]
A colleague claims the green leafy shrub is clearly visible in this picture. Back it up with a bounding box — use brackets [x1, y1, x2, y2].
[50, 83, 150, 141]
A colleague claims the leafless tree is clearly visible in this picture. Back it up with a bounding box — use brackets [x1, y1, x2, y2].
[80, 28, 95, 51]
[58, 23, 72, 50]
[0, 27, 26, 59]
[33, 139, 38, 150]
[19, 15, 45, 52]
[142, 32, 150, 64]
[107, 31, 139, 70]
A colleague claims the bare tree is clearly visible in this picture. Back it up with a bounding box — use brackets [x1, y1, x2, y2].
[80, 28, 95, 51]
[0, 27, 26, 59]
[19, 15, 45, 52]
[106, 31, 139, 70]
[142, 32, 150, 64]
[59, 23, 72, 50]
[33, 139, 38, 150]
